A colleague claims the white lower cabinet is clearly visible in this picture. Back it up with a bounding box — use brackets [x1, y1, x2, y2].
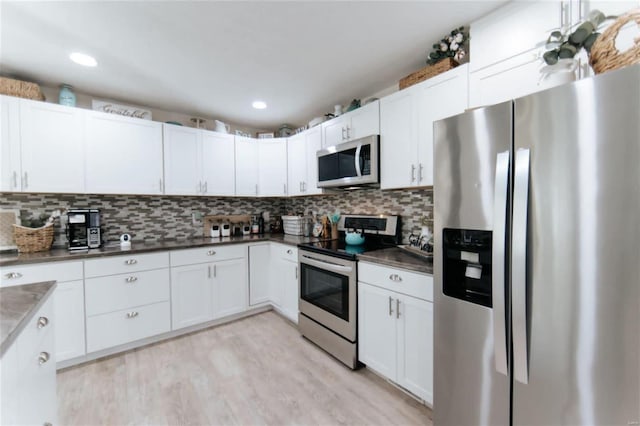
[249, 243, 271, 306]
[170, 246, 247, 330]
[1, 293, 57, 426]
[270, 244, 299, 323]
[358, 263, 433, 405]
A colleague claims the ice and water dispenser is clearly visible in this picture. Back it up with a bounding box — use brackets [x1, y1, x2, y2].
[442, 229, 493, 308]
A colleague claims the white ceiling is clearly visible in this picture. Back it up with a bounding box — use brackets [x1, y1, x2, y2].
[0, 1, 507, 129]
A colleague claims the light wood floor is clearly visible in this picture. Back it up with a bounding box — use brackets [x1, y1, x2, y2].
[57, 311, 432, 425]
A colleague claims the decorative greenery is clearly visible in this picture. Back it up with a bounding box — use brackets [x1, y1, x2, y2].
[20, 210, 62, 228]
[427, 26, 468, 65]
[543, 10, 610, 65]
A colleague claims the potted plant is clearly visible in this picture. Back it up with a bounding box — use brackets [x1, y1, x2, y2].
[427, 26, 469, 65]
[542, 10, 609, 66]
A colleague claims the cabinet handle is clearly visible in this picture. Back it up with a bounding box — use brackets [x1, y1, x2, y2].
[37, 316, 49, 329]
[341, 126, 346, 141]
[12, 171, 17, 189]
[410, 164, 416, 182]
[125, 276, 138, 283]
[389, 274, 402, 282]
[295, 266, 298, 280]
[302, 181, 306, 192]
[44, 422, 53, 426]
[208, 265, 211, 279]
[125, 259, 138, 265]
[346, 125, 351, 140]
[388, 296, 394, 316]
[23, 172, 28, 189]
[207, 249, 216, 256]
[198, 181, 202, 193]
[418, 163, 424, 183]
[284, 183, 287, 194]
[213, 265, 217, 278]
[4, 272, 23, 279]
[204, 181, 208, 194]
[396, 299, 401, 319]
[126, 311, 139, 319]
[255, 184, 258, 195]
[38, 351, 50, 365]
[159, 178, 163, 192]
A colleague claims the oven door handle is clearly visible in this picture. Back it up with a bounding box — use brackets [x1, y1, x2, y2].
[300, 255, 354, 274]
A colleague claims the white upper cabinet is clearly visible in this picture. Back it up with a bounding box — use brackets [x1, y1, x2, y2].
[234, 136, 258, 196]
[19, 99, 85, 193]
[287, 126, 323, 196]
[201, 130, 235, 196]
[322, 100, 379, 147]
[258, 138, 288, 196]
[85, 111, 163, 195]
[163, 124, 201, 195]
[0, 95, 21, 191]
[381, 65, 468, 189]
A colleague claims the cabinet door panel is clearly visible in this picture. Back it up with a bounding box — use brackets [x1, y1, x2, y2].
[249, 244, 271, 305]
[322, 116, 347, 147]
[163, 124, 200, 195]
[202, 131, 235, 196]
[287, 134, 306, 196]
[397, 296, 433, 404]
[417, 65, 468, 186]
[213, 257, 247, 318]
[305, 126, 323, 195]
[358, 283, 397, 379]
[1, 96, 21, 191]
[258, 138, 287, 196]
[85, 111, 163, 194]
[20, 99, 84, 193]
[234, 136, 258, 196]
[170, 264, 213, 330]
[348, 100, 379, 140]
[54, 280, 86, 363]
[380, 89, 416, 189]
[281, 260, 299, 323]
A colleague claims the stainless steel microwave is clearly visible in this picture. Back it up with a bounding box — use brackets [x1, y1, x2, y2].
[316, 135, 379, 188]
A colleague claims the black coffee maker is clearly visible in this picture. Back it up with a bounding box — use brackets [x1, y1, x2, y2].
[67, 209, 101, 250]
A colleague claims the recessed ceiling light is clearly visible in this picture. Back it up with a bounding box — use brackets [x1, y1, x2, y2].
[69, 52, 97, 67]
[252, 100, 267, 109]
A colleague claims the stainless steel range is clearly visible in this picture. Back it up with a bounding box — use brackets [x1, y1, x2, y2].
[298, 214, 400, 369]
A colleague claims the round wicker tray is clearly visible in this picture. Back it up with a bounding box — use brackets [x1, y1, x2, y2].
[589, 8, 640, 74]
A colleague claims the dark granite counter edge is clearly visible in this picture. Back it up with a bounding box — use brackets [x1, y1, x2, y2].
[0, 234, 314, 267]
[0, 281, 56, 358]
[357, 248, 433, 275]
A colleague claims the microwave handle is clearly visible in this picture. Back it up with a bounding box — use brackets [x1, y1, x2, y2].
[354, 143, 362, 177]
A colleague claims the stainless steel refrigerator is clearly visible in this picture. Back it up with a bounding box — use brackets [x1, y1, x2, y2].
[433, 64, 640, 425]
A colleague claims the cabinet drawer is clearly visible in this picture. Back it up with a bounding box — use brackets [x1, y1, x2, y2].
[85, 268, 170, 316]
[0, 261, 82, 287]
[16, 294, 55, 358]
[84, 252, 169, 278]
[270, 243, 298, 261]
[86, 301, 170, 353]
[170, 244, 246, 267]
[358, 262, 433, 302]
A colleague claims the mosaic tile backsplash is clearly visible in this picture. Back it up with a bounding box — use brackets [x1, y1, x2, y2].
[0, 188, 432, 248]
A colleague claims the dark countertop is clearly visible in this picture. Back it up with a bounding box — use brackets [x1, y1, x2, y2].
[357, 247, 433, 275]
[0, 233, 318, 267]
[0, 281, 56, 357]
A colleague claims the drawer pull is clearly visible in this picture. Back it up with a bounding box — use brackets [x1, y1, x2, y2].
[38, 351, 50, 365]
[126, 311, 139, 319]
[389, 274, 403, 282]
[125, 276, 138, 283]
[37, 316, 49, 329]
[44, 422, 53, 426]
[287, 249, 293, 255]
[207, 250, 216, 256]
[125, 259, 138, 265]
[4, 272, 23, 279]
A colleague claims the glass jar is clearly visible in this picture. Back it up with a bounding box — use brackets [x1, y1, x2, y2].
[59, 84, 76, 107]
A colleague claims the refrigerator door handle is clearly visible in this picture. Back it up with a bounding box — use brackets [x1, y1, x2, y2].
[513, 147, 531, 384]
[492, 151, 510, 376]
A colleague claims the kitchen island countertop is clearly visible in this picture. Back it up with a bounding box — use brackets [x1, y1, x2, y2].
[0, 281, 56, 357]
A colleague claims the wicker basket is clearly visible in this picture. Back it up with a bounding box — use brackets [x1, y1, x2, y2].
[589, 8, 640, 75]
[399, 58, 459, 90]
[0, 77, 45, 101]
[282, 215, 305, 236]
[13, 223, 54, 253]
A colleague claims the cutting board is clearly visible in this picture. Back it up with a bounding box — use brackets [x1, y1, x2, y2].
[0, 209, 20, 250]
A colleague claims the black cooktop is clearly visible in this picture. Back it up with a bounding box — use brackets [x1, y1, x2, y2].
[299, 235, 397, 261]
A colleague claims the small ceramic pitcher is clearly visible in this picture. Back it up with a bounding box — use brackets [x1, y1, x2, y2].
[215, 120, 231, 133]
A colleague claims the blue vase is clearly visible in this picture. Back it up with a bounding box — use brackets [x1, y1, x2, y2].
[59, 84, 76, 107]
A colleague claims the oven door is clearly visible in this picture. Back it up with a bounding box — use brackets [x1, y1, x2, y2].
[299, 251, 357, 341]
